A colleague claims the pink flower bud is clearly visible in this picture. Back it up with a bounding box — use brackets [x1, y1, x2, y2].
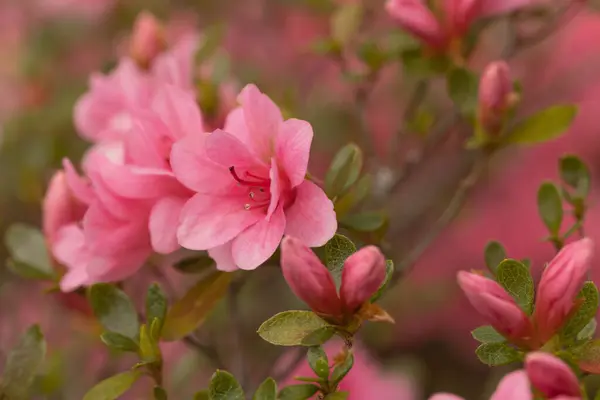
[490, 370, 531, 400]
[478, 61, 513, 134]
[130, 11, 166, 69]
[43, 171, 86, 245]
[457, 271, 532, 341]
[525, 352, 581, 399]
[385, 0, 447, 49]
[280, 236, 342, 316]
[340, 246, 386, 312]
[534, 238, 594, 343]
[444, 0, 482, 36]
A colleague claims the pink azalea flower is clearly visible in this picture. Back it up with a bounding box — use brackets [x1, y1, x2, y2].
[171, 84, 337, 271]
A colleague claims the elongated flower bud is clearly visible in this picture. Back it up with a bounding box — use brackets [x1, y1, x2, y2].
[43, 171, 86, 245]
[339, 246, 386, 312]
[478, 61, 513, 134]
[525, 352, 581, 399]
[457, 271, 532, 341]
[130, 11, 166, 69]
[445, 0, 482, 36]
[535, 238, 594, 343]
[280, 236, 342, 316]
[386, 0, 447, 48]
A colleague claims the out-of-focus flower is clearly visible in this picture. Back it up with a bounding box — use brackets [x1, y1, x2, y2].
[43, 171, 87, 246]
[525, 352, 581, 399]
[130, 11, 167, 69]
[457, 271, 532, 343]
[478, 61, 514, 134]
[281, 237, 386, 319]
[385, 0, 447, 49]
[534, 238, 594, 343]
[171, 84, 337, 271]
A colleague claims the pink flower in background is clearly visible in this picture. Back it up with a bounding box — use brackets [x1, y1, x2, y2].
[479, 61, 514, 133]
[130, 11, 167, 69]
[43, 171, 87, 246]
[171, 84, 337, 270]
[281, 237, 386, 318]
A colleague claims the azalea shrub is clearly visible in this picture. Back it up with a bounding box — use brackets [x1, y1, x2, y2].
[2, 0, 600, 399]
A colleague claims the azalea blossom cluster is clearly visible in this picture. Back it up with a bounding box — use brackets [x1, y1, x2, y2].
[42, 15, 337, 292]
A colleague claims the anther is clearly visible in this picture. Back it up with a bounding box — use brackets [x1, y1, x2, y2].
[244, 204, 251, 210]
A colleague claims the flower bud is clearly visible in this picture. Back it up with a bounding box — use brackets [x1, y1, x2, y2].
[534, 238, 594, 342]
[490, 370, 531, 400]
[445, 0, 482, 36]
[281, 236, 342, 316]
[525, 352, 581, 399]
[43, 171, 86, 245]
[478, 61, 513, 134]
[340, 246, 386, 312]
[130, 11, 166, 69]
[457, 271, 532, 341]
[385, 0, 447, 49]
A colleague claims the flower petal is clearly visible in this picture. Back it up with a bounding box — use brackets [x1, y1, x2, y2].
[205, 129, 267, 169]
[177, 192, 263, 250]
[223, 107, 250, 145]
[150, 196, 187, 254]
[267, 158, 281, 220]
[150, 82, 204, 140]
[62, 158, 95, 205]
[208, 242, 239, 272]
[490, 370, 532, 400]
[276, 118, 313, 188]
[232, 205, 286, 270]
[284, 180, 337, 247]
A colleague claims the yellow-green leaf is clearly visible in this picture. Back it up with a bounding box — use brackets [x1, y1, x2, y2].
[83, 370, 142, 400]
[209, 370, 244, 400]
[496, 259, 534, 315]
[257, 311, 333, 346]
[253, 377, 277, 400]
[475, 343, 520, 366]
[506, 105, 577, 145]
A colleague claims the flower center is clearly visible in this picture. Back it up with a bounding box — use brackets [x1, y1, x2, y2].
[229, 166, 271, 211]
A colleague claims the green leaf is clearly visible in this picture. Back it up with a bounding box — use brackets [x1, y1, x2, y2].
[0, 325, 46, 400]
[331, 3, 363, 45]
[475, 343, 520, 366]
[471, 326, 506, 344]
[357, 40, 386, 71]
[331, 353, 354, 386]
[194, 390, 210, 400]
[484, 241, 506, 274]
[195, 23, 225, 63]
[370, 260, 394, 302]
[173, 255, 215, 274]
[578, 319, 597, 341]
[560, 155, 591, 197]
[561, 282, 599, 342]
[162, 271, 231, 341]
[82, 370, 142, 400]
[506, 105, 577, 145]
[574, 340, 600, 374]
[496, 259, 534, 315]
[401, 47, 450, 77]
[537, 182, 563, 235]
[324, 393, 349, 400]
[311, 38, 342, 57]
[334, 174, 372, 218]
[100, 332, 139, 353]
[5, 223, 55, 280]
[300, 327, 336, 346]
[257, 311, 333, 346]
[341, 211, 387, 232]
[278, 384, 319, 400]
[154, 386, 168, 400]
[325, 143, 363, 198]
[446, 67, 479, 115]
[324, 234, 357, 287]
[89, 284, 140, 339]
[208, 370, 244, 400]
[253, 377, 277, 400]
[307, 347, 329, 379]
[146, 283, 167, 339]
[139, 324, 160, 363]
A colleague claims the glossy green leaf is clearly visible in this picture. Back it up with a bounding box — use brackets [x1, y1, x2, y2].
[560, 155, 590, 197]
[325, 143, 363, 198]
[82, 370, 142, 400]
[253, 377, 277, 400]
[5, 224, 55, 280]
[89, 284, 139, 339]
[484, 241, 506, 274]
[561, 282, 599, 342]
[208, 370, 244, 400]
[331, 3, 363, 45]
[100, 332, 139, 353]
[307, 347, 329, 379]
[146, 283, 167, 339]
[370, 260, 395, 302]
[0, 325, 46, 400]
[300, 327, 336, 346]
[153, 386, 168, 400]
[506, 105, 577, 145]
[278, 384, 319, 400]
[496, 259, 534, 315]
[324, 234, 357, 287]
[475, 343, 520, 366]
[162, 271, 231, 341]
[258, 311, 332, 346]
[173, 255, 215, 274]
[334, 174, 372, 218]
[446, 67, 479, 115]
[471, 326, 506, 344]
[537, 182, 563, 235]
[331, 352, 354, 386]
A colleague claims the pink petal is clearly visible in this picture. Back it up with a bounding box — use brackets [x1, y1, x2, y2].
[62, 158, 95, 205]
[150, 83, 204, 140]
[224, 107, 251, 146]
[170, 133, 233, 194]
[340, 246, 387, 312]
[490, 370, 532, 400]
[275, 118, 313, 188]
[177, 192, 263, 250]
[238, 84, 283, 160]
[149, 197, 187, 254]
[90, 248, 150, 283]
[205, 129, 267, 169]
[53, 224, 90, 272]
[429, 395, 465, 400]
[208, 242, 239, 272]
[60, 268, 92, 292]
[123, 115, 171, 169]
[267, 158, 281, 220]
[232, 205, 286, 270]
[284, 180, 337, 247]
[43, 171, 86, 242]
